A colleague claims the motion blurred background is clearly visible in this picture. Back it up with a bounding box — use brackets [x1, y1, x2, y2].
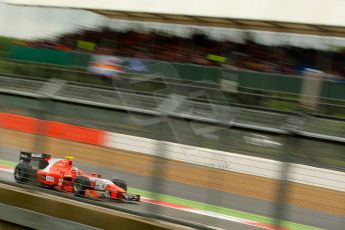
[0, 1, 344, 230]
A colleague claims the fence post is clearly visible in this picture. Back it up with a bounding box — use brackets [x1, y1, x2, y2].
[272, 133, 293, 229]
[147, 140, 168, 216]
[33, 79, 65, 153]
[273, 113, 305, 229]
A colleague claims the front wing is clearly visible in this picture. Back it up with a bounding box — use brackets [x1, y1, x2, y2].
[83, 189, 141, 202]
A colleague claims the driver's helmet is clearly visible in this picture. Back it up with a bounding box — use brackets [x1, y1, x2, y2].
[72, 167, 79, 172]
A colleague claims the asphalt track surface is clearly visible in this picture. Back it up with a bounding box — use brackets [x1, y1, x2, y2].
[0, 147, 259, 230]
[0, 147, 344, 230]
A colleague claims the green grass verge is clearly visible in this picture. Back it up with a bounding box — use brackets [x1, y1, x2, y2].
[127, 189, 321, 230]
[0, 159, 16, 168]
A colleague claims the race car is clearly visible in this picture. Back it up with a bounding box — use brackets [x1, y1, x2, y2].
[13, 151, 140, 202]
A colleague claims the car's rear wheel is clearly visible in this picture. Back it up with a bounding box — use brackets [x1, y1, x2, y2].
[111, 178, 127, 191]
[73, 176, 92, 197]
[14, 163, 32, 183]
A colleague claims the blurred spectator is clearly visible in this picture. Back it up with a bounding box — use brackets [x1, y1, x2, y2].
[28, 27, 345, 79]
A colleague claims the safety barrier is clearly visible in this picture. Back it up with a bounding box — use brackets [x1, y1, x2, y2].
[0, 202, 101, 230]
[0, 113, 104, 145]
[104, 132, 345, 192]
[1, 112, 344, 192]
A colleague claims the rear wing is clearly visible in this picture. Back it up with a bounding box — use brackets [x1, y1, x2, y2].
[19, 152, 51, 169]
[19, 152, 51, 161]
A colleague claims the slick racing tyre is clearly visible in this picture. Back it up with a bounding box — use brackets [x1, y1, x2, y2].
[14, 163, 32, 183]
[73, 176, 92, 197]
[111, 178, 127, 191]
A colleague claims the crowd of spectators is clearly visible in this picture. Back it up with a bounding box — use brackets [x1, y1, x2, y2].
[29, 27, 345, 79]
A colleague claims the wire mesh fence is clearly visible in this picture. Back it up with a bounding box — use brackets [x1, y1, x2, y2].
[1, 3, 345, 228]
[0, 77, 344, 230]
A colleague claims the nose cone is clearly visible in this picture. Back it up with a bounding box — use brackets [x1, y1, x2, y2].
[106, 184, 125, 193]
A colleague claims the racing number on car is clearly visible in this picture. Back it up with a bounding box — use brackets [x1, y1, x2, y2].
[94, 180, 105, 190]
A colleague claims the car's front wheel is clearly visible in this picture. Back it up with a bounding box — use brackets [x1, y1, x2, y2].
[73, 176, 92, 197]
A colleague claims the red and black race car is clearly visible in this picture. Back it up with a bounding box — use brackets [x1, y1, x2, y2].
[14, 152, 140, 202]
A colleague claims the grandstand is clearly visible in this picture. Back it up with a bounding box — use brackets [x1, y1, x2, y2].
[1, 1, 345, 230]
[2, 0, 345, 79]
[27, 27, 345, 78]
